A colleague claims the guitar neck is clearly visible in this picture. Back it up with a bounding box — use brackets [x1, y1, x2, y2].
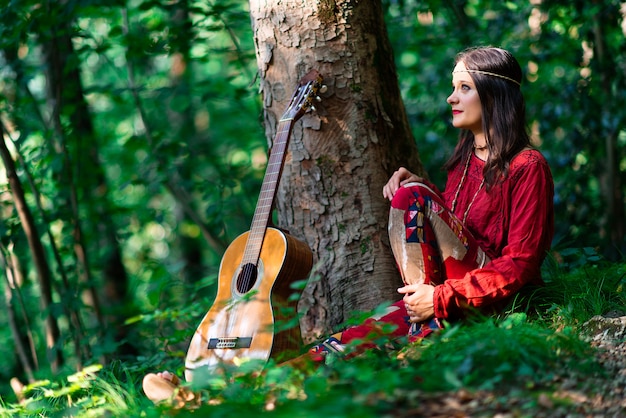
[241, 118, 294, 265]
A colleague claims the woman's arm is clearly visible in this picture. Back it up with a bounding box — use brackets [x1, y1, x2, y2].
[434, 156, 554, 319]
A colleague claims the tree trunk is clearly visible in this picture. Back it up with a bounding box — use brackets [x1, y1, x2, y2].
[2, 37, 91, 367]
[249, 0, 423, 339]
[591, 8, 625, 257]
[40, 0, 134, 356]
[1, 246, 37, 382]
[0, 121, 63, 372]
[41, 2, 103, 331]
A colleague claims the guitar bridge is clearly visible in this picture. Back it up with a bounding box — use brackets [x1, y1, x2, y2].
[207, 337, 253, 349]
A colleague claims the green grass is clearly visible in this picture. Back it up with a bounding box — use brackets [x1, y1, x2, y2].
[0, 364, 158, 418]
[1, 254, 624, 417]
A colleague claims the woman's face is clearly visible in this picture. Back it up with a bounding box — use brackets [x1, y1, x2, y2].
[447, 61, 483, 138]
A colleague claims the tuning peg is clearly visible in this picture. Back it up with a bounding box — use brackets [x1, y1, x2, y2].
[309, 106, 316, 112]
[315, 96, 322, 102]
[319, 85, 328, 94]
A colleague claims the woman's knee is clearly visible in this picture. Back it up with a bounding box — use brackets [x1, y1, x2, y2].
[390, 182, 438, 210]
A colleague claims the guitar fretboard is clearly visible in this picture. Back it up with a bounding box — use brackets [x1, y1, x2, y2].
[240, 118, 294, 266]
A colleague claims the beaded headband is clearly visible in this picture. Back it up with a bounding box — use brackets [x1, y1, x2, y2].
[453, 69, 521, 86]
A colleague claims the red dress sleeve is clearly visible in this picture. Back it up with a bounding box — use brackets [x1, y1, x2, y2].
[434, 152, 554, 319]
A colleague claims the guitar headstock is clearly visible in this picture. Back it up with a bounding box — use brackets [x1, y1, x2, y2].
[281, 69, 324, 122]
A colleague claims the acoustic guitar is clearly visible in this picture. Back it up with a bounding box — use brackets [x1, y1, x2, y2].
[185, 70, 323, 381]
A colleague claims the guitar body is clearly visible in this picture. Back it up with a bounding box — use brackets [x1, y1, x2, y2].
[185, 227, 312, 381]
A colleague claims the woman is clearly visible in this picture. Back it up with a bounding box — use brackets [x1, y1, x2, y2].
[306, 46, 554, 359]
[143, 46, 554, 401]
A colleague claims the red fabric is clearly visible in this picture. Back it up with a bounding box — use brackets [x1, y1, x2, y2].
[390, 185, 484, 284]
[338, 301, 411, 352]
[307, 301, 444, 361]
[338, 300, 443, 345]
[436, 149, 554, 319]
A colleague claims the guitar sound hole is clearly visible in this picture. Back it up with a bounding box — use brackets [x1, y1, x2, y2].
[236, 263, 258, 294]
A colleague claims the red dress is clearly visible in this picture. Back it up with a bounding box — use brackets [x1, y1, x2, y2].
[308, 149, 554, 359]
[436, 149, 554, 318]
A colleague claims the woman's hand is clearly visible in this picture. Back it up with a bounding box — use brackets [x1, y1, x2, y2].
[382, 167, 423, 201]
[398, 283, 435, 323]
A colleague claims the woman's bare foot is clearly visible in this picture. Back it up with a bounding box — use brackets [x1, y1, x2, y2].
[142, 371, 196, 407]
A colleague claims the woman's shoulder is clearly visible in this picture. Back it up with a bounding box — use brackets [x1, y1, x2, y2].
[508, 148, 552, 183]
[510, 148, 550, 170]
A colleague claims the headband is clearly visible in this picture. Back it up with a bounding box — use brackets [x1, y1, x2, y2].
[453, 69, 521, 86]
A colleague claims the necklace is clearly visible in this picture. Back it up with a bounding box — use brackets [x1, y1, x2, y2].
[450, 151, 485, 224]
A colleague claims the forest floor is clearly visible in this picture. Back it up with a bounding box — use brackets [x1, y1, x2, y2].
[398, 315, 626, 418]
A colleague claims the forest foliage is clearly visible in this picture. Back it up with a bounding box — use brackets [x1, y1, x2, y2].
[0, 0, 625, 410]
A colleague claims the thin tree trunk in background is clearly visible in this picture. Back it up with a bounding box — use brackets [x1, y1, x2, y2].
[2, 42, 89, 366]
[5, 247, 39, 375]
[249, 0, 423, 339]
[591, 9, 625, 256]
[41, 0, 135, 356]
[0, 121, 63, 372]
[2, 250, 36, 382]
[40, 2, 103, 330]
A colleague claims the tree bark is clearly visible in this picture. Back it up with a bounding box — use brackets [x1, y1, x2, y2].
[249, 0, 423, 339]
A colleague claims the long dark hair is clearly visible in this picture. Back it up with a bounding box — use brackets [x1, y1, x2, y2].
[443, 47, 530, 189]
